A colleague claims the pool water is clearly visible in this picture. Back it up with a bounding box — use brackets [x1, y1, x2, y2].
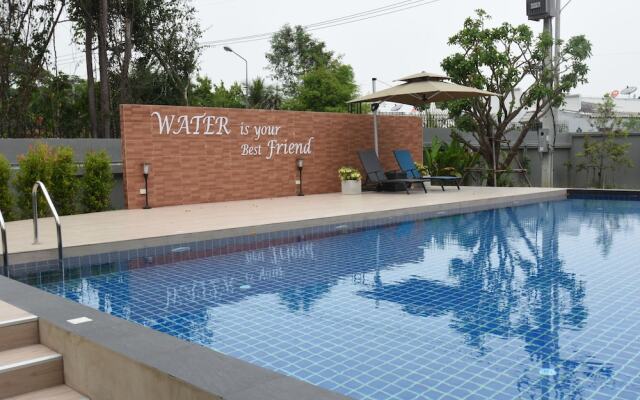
[34, 199, 640, 399]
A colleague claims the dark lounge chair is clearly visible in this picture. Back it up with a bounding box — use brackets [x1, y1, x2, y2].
[393, 149, 461, 191]
[357, 149, 427, 194]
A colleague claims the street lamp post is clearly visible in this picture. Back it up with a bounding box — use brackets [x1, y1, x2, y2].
[223, 46, 249, 107]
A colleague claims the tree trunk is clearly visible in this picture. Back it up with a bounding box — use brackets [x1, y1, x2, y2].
[85, 18, 98, 138]
[119, 4, 133, 105]
[97, 0, 111, 138]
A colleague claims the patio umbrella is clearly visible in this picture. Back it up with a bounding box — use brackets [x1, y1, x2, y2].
[348, 72, 498, 155]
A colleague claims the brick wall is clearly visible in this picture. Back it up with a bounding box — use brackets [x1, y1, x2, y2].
[121, 104, 422, 209]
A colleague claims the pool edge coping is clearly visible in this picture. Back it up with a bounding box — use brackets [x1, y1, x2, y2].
[9, 188, 568, 265]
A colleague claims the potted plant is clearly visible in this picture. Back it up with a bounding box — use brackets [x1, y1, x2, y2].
[414, 162, 429, 177]
[338, 167, 362, 195]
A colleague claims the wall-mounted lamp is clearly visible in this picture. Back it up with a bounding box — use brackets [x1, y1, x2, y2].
[296, 158, 304, 196]
[142, 162, 151, 209]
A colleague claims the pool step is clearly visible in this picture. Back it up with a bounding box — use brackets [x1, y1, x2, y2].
[4, 385, 88, 400]
[0, 302, 38, 352]
[0, 300, 89, 399]
[0, 344, 63, 398]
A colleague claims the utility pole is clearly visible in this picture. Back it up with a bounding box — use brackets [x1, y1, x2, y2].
[528, 0, 561, 187]
[540, 11, 555, 188]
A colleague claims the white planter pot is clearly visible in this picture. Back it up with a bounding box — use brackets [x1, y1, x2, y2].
[341, 180, 362, 195]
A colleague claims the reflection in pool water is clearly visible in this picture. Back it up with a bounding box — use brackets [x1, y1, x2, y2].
[35, 199, 640, 399]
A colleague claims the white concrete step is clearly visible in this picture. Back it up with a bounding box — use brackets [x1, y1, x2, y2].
[0, 300, 39, 352]
[0, 344, 63, 399]
[4, 385, 88, 400]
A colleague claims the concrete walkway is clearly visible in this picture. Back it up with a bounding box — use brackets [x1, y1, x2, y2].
[3, 186, 565, 263]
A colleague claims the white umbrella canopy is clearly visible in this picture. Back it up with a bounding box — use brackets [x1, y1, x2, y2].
[348, 72, 498, 107]
[348, 71, 498, 156]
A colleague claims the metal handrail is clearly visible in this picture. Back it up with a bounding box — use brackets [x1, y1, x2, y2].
[32, 181, 64, 279]
[0, 209, 7, 276]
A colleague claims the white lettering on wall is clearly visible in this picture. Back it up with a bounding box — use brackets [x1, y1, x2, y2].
[174, 115, 190, 135]
[203, 115, 216, 135]
[216, 116, 231, 135]
[253, 125, 281, 141]
[266, 137, 314, 160]
[151, 112, 175, 134]
[190, 113, 206, 135]
[150, 111, 315, 159]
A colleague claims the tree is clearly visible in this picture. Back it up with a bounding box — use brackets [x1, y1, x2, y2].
[67, 0, 202, 137]
[133, 0, 202, 106]
[0, 0, 66, 138]
[266, 24, 334, 97]
[576, 94, 633, 188]
[190, 77, 244, 108]
[97, 0, 111, 138]
[284, 65, 357, 112]
[29, 72, 92, 137]
[266, 25, 357, 112]
[440, 10, 592, 186]
[247, 78, 282, 110]
[67, 0, 99, 137]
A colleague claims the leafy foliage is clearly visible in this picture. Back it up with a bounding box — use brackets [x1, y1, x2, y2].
[14, 143, 54, 218]
[266, 24, 334, 97]
[267, 25, 358, 112]
[247, 78, 283, 110]
[131, 0, 202, 106]
[576, 95, 633, 188]
[0, 155, 13, 221]
[190, 77, 245, 108]
[4, 0, 203, 138]
[27, 73, 93, 138]
[338, 167, 362, 181]
[0, 0, 65, 138]
[440, 10, 592, 185]
[50, 146, 79, 215]
[285, 65, 357, 112]
[81, 151, 114, 212]
[424, 137, 479, 178]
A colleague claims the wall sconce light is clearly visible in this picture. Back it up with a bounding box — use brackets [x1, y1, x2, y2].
[142, 162, 151, 209]
[296, 158, 304, 196]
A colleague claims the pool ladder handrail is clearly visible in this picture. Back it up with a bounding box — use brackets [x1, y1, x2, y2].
[0, 208, 7, 276]
[32, 181, 64, 280]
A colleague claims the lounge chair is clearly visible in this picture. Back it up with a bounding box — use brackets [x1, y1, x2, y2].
[393, 149, 461, 191]
[357, 149, 427, 194]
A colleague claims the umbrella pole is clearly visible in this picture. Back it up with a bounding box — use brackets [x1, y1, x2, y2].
[372, 78, 379, 156]
[492, 130, 497, 187]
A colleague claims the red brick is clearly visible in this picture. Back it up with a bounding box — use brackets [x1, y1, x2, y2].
[120, 104, 422, 209]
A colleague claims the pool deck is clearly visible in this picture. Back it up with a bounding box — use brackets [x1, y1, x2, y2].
[3, 186, 566, 264]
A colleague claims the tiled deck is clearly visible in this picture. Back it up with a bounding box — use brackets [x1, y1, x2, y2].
[4, 186, 565, 264]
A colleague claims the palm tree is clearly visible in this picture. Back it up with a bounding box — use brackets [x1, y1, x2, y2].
[246, 78, 282, 109]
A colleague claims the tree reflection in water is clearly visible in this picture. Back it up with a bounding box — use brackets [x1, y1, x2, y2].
[360, 203, 615, 399]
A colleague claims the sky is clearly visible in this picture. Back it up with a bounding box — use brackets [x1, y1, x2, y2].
[54, 0, 640, 98]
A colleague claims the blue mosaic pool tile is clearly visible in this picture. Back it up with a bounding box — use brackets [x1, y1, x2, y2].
[19, 198, 640, 400]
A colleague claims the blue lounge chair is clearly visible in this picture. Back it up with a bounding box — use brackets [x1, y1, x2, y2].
[393, 149, 461, 191]
[357, 149, 427, 194]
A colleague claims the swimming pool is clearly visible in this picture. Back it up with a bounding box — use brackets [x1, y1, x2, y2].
[21, 198, 640, 399]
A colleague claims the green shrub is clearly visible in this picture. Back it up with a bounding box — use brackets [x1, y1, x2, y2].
[50, 146, 78, 215]
[82, 151, 114, 212]
[14, 143, 54, 219]
[0, 155, 13, 221]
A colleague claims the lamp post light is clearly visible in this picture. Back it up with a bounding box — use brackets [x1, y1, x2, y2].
[142, 162, 151, 209]
[296, 158, 304, 196]
[223, 46, 249, 107]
